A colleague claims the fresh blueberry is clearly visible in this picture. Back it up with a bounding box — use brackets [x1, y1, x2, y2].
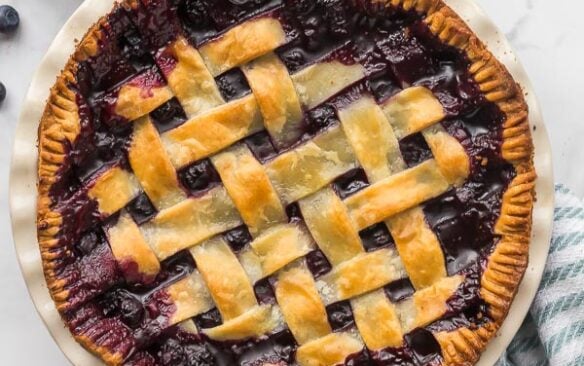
[0, 82, 5, 104]
[0, 5, 19, 33]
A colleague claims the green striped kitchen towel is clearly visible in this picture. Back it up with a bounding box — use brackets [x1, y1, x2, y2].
[496, 185, 584, 366]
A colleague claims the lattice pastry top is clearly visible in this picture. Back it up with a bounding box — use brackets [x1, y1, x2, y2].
[36, 0, 535, 365]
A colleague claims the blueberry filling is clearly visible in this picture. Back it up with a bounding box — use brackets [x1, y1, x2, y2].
[125, 0, 184, 51]
[150, 98, 188, 133]
[194, 308, 223, 330]
[369, 70, 402, 102]
[254, 278, 278, 305]
[45, 0, 518, 364]
[70, 124, 134, 184]
[157, 336, 216, 366]
[399, 133, 434, 168]
[385, 278, 416, 303]
[118, 28, 155, 72]
[326, 301, 355, 331]
[370, 347, 415, 366]
[126, 251, 197, 296]
[305, 249, 333, 278]
[424, 163, 515, 275]
[359, 223, 395, 252]
[178, 159, 221, 195]
[332, 168, 370, 200]
[127, 193, 158, 225]
[305, 103, 340, 136]
[343, 350, 372, 366]
[245, 131, 278, 163]
[285, 202, 303, 223]
[215, 68, 252, 102]
[74, 230, 105, 257]
[241, 332, 297, 365]
[100, 288, 146, 328]
[77, 8, 153, 95]
[276, 0, 421, 74]
[223, 226, 253, 252]
[405, 329, 443, 365]
[179, 0, 282, 46]
[178, 0, 218, 46]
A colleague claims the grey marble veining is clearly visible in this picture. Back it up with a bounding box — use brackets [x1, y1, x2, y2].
[0, 0, 582, 364]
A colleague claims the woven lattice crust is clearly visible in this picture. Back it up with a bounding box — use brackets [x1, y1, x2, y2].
[36, 1, 535, 365]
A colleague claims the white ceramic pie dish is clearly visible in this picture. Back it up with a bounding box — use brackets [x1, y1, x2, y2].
[9, 0, 554, 365]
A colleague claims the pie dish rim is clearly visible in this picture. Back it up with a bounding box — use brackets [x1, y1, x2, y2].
[10, 0, 553, 365]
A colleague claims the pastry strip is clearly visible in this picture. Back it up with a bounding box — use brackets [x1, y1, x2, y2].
[202, 304, 282, 341]
[88, 167, 141, 216]
[239, 223, 314, 280]
[345, 159, 450, 230]
[190, 237, 257, 320]
[299, 188, 364, 266]
[166, 271, 215, 325]
[106, 212, 160, 283]
[296, 332, 364, 366]
[162, 95, 263, 168]
[338, 96, 405, 182]
[129, 117, 186, 210]
[292, 61, 366, 109]
[319, 248, 405, 304]
[352, 291, 404, 350]
[211, 144, 287, 236]
[338, 95, 449, 289]
[397, 275, 464, 332]
[266, 125, 357, 204]
[381, 86, 445, 139]
[243, 53, 304, 149]
[157, 37, 224, 118]
[275, 264, 332, 345]
[199, 17, 287, 76]
[422, 124, 470, 186]
[141, 186, 242, 260]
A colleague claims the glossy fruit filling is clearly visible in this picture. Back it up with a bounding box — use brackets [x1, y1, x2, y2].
[45, 0, 515, 364]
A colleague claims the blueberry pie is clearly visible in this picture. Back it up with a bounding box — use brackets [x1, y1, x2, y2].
[36, 0, 535, 365]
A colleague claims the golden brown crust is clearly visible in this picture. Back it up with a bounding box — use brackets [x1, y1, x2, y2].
[35, 0, 535, 365]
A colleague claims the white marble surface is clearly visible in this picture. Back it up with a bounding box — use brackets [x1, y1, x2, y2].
[0, 0, 582, 364]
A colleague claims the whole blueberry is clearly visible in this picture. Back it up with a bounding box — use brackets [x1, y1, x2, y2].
[0, 5, 20, 33]
[0, 82, 5, 104]
[182, 0, 210, 28]
[118, 291, 145, 328]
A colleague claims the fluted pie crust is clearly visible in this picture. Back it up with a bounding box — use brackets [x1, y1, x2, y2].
[36, 0, 535, 365]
